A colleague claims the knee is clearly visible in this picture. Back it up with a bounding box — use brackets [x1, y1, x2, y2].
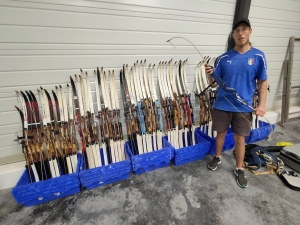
[217, 130, 227, 139]
[234, 135, 245, 145]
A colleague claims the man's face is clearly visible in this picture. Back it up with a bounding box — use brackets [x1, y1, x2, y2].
[232, 22, 252, 47]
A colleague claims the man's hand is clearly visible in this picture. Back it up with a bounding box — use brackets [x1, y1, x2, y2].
[205, 64, 216, 86]
[255, 105, 266, 117]
[205, 64, 214, 75]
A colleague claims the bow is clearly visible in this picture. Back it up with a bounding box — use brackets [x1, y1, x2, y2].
[210, 71, 255, 111]
[167, 36, 273, 139]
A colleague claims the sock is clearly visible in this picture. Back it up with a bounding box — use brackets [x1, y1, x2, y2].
[236, 167, 243, 171]
[216, 156, 221, 160]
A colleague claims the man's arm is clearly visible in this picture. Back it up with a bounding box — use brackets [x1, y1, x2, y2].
[205, 65, 218, 87]
[255, 79, 267, 116]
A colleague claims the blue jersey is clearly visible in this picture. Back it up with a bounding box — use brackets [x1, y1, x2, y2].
[213, 47, 267, 112]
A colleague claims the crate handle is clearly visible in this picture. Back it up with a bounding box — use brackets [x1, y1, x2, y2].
[54, 192, 60, 196]
[38, 197, 43, 201]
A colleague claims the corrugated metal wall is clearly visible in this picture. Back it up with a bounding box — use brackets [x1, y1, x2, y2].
[249, 0, 300, 111]
[0, 0, 236, 162]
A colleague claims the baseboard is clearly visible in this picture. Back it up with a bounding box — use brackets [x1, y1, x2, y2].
[0, 161, 24, 190]
[259, 106, 300, 124]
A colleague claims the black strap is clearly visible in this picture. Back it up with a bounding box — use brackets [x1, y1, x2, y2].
[245, 144, 283, 152]
[278, 171, 300, 191]
[246, 146, 279, 171]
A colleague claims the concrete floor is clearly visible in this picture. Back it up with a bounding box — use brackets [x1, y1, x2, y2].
[1, 118, 300, 225]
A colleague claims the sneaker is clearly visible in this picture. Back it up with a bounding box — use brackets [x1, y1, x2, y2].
[207, 156, 221, 170]
[234, 169, 248, 188]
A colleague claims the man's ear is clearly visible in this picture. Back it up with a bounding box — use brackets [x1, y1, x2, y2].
[249, 28, 252, 35]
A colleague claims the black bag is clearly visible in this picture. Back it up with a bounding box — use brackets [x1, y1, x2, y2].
[243, 145, 300, 190]
[243, 145, 282, 175]
[278, 170, 300, 191]
[279, 144, 300, 173]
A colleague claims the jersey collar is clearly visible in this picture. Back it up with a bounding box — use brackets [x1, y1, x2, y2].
[234, 46, 252, 54]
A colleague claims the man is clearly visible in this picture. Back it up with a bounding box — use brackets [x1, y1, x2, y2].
[205, 18, 268, 188]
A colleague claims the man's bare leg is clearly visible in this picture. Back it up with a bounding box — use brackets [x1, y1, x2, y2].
[207, 130, 227, 170]
[233, 133, 248, 188]
[233, 133, 245, 168]
[215, 130, 227, 157]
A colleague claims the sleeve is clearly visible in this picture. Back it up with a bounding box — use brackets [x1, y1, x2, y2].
[256, 53, 268, 80]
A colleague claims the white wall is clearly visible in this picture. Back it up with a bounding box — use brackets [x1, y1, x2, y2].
[249, 0, 300, 111]
[0, 0, 236, 187]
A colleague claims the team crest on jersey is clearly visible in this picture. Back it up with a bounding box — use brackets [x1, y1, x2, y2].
[248, 58, 254, 65]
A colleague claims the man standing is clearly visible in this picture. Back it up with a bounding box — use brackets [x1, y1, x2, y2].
[205, 18, 268, 188]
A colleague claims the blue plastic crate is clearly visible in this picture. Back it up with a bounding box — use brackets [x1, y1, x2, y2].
[126, 136, 175, 175]
[196, 127, 235, 155]
[245, 121, 275, 144]
[11, 153, 83, 207]
[171, 130, 211, 166]
[79, 141, 131, 190]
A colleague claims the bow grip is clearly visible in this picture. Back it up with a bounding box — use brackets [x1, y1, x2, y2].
[224, 87, 236, 93]
[137, 102, 146, 134]
[187, 95, 195, 124]
[155, 101, 163, 131]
